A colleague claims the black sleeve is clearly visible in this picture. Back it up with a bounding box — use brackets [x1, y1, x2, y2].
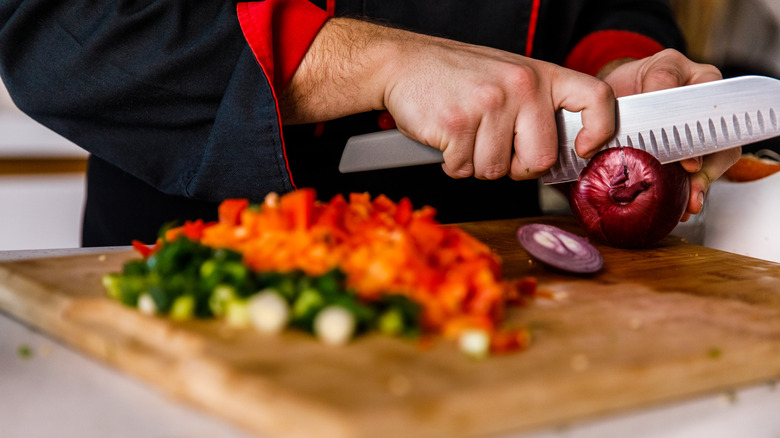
[535, 0, 686, 64]
[573, 0, 685, 50]
[0, 1, 294, 202]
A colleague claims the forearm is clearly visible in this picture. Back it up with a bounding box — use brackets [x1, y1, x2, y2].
[278, 18, 399, 125]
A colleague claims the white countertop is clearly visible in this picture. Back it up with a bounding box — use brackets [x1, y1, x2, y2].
[2, 247, 780, 438]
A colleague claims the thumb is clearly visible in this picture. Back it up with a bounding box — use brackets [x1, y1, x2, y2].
[640, 50, 722, 93]
[551, 68, 617, 158]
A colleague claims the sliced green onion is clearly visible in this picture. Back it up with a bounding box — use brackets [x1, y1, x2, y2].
[248, 290, 290, 334]
[199, 259, 219, 279]
[314, 306, 356, 346]
[225, 299, 250, 328]
[458, 329, 490, 359]
[102, 274, 122, 301]
[292, 288, 324, 321]
[137, 293, 157, 315]
[377, 307, 405, 336]
[209, 284, 237, 317]
[170, 295, 195, 321]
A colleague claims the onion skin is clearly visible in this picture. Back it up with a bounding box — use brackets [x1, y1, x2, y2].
[569, 147, 690, 249]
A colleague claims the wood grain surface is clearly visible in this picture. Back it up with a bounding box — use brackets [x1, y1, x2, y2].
[1, 216, 780, 438]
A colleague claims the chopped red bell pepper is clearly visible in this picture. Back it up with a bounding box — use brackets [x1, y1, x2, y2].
[131, 240, 161, 259]
[505, 276, 538, 306]
[182, 219, 208, 241]
[280, 188, 317, 230]
[490, 328, 531, 354]
[394, 197, 413, 226]
[218, 198, 249, 226]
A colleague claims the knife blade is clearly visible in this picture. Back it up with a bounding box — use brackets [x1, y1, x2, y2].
[338, 75, 780, 184]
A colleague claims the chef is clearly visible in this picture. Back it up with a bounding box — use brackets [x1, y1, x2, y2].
[0, 0, 738, 246]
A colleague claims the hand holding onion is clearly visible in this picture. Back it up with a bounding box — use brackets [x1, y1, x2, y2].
[597, 49, 741, 222]
[564, 50, 741, 248]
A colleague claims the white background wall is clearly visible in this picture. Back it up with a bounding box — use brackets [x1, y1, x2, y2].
[0, 78, 87, 250]
[0, 78, 12, 109]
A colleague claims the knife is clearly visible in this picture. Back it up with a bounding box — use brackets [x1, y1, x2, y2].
[338, 75, 780, 184]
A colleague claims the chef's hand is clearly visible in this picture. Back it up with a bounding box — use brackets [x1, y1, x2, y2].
[281, 18, 616, 180]
[380, 33, 616, 180]
[598, 49, 740, 221]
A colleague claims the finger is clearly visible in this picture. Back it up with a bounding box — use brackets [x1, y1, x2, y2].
[550, 70, 616, 158]
[576, 95, 616, 158]
[640, 50, 722, 93]
[689, 63, 722, 85]
[679, 156, 703, 173]
[440, 125, 478, 179]
[685, 147, 741, 216]
[472, 113, 514, 180]
[509, 102, 558, 180]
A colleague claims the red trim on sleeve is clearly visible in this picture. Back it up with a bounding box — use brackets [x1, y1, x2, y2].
[524, 0, 540, 57]
[237, 1, 333, 191]
[241, 47, 299, 190]
[237, 1, 331, 91]
[564, 30, 665, 77]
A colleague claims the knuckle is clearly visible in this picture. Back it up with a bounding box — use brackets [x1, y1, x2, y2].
[658, 48, 684, 60]
[512, 149, 557, 178]
[443, 162, 474, 179]
[646, 67, 684, 89]
[534, 149, 558, 171]
[470, 84, 507, 111]
[437, 108, 471, 135]
[509, 164, 539, 180]
[505, 64, 539, 93]
[591, 79, 615, 102]
[441, 142, 475, 179]
[477, 163, 509, 180]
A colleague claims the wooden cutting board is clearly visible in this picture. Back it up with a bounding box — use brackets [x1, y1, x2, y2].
[2, 216, 780, 438]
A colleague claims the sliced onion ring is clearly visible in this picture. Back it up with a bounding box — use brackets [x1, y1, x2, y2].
[516, 224, 603, 274]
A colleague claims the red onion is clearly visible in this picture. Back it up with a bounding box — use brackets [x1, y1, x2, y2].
[569, 147, 690, 249]
[516, 224, 603, 274]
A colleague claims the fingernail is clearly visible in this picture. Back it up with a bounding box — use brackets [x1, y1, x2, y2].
[697, 191, 705, 209]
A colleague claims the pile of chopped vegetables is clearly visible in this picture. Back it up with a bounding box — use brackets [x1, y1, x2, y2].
[103, 189, 535, 357]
